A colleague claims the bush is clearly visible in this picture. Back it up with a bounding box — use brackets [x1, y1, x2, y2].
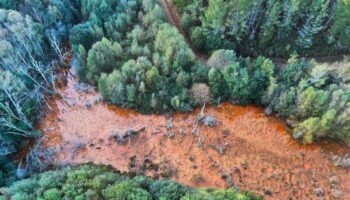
[69, 22, 104, 50]
[84, 38, 123, 84]
[207, 50, 237, 69]
[150, 180, 190, 200]
[190, 27, 207, 51]
[102, 181, 152, 200]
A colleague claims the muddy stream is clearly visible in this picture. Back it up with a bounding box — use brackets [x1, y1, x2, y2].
[34, 69, 350, 200]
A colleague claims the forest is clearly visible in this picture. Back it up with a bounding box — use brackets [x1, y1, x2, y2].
[0, 0, 349, 199]
[175, 0, 350, 57]
[2, 165, 259, 200]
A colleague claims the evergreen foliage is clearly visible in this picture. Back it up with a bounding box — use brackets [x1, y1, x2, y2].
[1, 0, 350, 192]
[179, 0, 350, 57]
[1, 165, 260, 200]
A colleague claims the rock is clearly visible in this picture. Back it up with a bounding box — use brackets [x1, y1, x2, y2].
[203, 116, 218, 127]
[241, 160, 248, 170]
[332, 155, 339, 161]
[233, 167, 241, 174]
[16, 168, 27, 179]
[314, 188, 324, 197]
[75, 82, 95, 93]
[188, 155, 195, 161]
[346, 141, 350, 148]
[125, 130, 138, 137]
[264, 106, 273, 116]
[264, 188, 273, 196]
[223, 130, 230, 137]
[333, 154, 350, 168]
[179, 126, 185, 135]
[85, 103, 92, 109]
[152, 128, 161, 135]
[129, 156, 137, 168]
[73, 142, 86, 151]
[110, 127, 146, 145]
[216, 145, 226, 155]
[293, 131, 303, 140]
[286, 119, 294, 126]
[219, 173, 235, 187]
[329, 175, 338, 184]
[112, 133, 126, 144]
[332, 189, 342, 199]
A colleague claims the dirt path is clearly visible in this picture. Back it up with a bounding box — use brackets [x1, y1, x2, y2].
[160, 0, 208, 63]
[39, 72, 350, 200]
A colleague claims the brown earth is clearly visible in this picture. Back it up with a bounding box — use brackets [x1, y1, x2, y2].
[38, 71, 350, 200]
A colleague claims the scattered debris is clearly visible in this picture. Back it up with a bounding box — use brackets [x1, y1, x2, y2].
[223, 129, 231, 137]
[215, 145, 225, 155]
[152, 128, 161, 135]
[129, 155, 137, 168]
[179, 126, 186, 135]
[218, 172, 235, 187]
[215, 142, 229, 155]
[332, 154, 350, 168]
[138, 158, 160, 175]
[332, 188, 342, 199]
[293, 131, 303, 140]
[264, 106, 273, 116]
[346, 141, 350, 148]
[16, 168, 27, 179]
[329, 175, 338, 184]
[75, 82, 95, 93]
[314, 187, 325, 197]
[72, 141, 86, 158]
[191, 174, 205, 184]
[109, 127, 146, 144]
[196, 137, 205, 148]
[166, 118, 175, 138]
[208, 156, 220, 169]
[85, 103, 92, 109]
[263, 188, 273, 196]
[160, 160, 177, 178]
[202, 116, 218, 127]
[192, 104, 206, 136]
[188, 155, 195, 162]
[241, 160, 248, 170]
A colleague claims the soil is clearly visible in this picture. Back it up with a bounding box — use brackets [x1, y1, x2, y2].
[38, 71, 350, 200]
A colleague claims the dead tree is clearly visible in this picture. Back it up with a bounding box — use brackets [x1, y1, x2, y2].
[47, 31, 65, 66]
[166, 118, 175, 138]
[192, 103, 206, 136]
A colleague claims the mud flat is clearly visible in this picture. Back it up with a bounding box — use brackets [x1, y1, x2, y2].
[39, 72, 350, 200]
